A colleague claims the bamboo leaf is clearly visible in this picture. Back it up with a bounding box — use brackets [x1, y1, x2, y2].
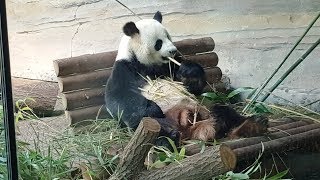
[266, 169, 289, 180]
[227, 87, 254, 99]
[179, 147, 185, 159]
[201, 92, 219, 100]
[165, 137, 178, 154]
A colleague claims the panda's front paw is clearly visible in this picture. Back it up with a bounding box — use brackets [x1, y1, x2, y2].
[176, 61, 206, 95]
[155, 130, 181, 149]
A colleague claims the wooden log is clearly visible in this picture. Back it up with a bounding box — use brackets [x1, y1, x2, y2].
[54, 37, 215, 77]
[220, 128, 320, 162]
[205, 66, 222, 83]
[185, 121, 312, 155]
[53, 51, 117, 77]
[109, 118, 161, 180]
[175, 52, 218, 67]
[224, 122, 319, 150]
[184, 143, 205, 156]
[136, 145, 234, 180]
[57, 69, 110, 92]
[12, 77, 60, 116]
[65, 105, 108, 125]
[175, 37, 215, 55]
[268, 120, 309, 132]
[58, 67, 221, 93]
[62, 87, 105, 110]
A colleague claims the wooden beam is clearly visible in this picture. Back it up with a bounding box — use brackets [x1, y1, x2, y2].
[185, 120, 312, 156]
[53, 51, 117, 77]
[220, 128, 320, 163]
[12, 77, 60, 116]
[184, 52, 219, 67]
[224, 122, 317, 150]
[65, 105, 108, 125]
[61, 87, 105, 110]
[174, 37, 215, 55]
[136, 145, 233, 180]
[57, 69, 110, 92]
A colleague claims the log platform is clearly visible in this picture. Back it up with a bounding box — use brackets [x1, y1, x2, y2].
[84, 118, 320, 180]
[53, 37, 222, 124]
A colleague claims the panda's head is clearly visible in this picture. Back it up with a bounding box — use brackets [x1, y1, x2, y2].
[116, 11, 177, 65]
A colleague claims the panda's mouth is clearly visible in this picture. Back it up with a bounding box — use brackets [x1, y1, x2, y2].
[161, 56, 170, 63]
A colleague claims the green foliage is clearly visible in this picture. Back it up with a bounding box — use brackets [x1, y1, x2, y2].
[0, 118, 131, 179]
[148, 137, 186, 169]
[17, 147, 71, 180]
[15, 98, 38, 122]
[201, 87, 254, 104]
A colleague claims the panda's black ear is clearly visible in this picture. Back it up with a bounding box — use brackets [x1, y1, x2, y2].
[123, 22, 140, 36]
[153, 11, 162, 23]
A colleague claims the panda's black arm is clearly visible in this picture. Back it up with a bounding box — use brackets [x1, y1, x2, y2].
[140, 61, 207, 95]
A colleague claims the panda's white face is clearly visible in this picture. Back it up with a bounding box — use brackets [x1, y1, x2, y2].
[116, 12, 177, 65]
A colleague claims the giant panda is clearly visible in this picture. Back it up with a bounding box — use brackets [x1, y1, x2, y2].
[105, 11, 268, 146]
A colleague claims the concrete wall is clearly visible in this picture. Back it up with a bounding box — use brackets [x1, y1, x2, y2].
[6, 0, 320, 110]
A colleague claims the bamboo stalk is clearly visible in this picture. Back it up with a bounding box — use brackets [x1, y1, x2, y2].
[243, 12, 320, 113]
[167, 57, 181, 66]
[260, 37, 320, 102]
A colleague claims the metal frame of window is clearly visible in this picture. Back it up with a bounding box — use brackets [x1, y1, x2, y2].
[0, 1, 19, 179]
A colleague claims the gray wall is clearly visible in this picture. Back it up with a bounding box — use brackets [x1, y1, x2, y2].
[7, 0, 320, 110]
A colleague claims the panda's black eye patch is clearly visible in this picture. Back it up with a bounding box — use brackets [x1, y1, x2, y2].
[154, 39, 163, 51]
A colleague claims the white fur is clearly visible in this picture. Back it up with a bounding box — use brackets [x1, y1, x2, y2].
[116, 19, 177, 65]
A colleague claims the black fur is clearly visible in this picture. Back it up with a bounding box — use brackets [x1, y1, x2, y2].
[209, 104, 246, 138]
[154, 39, 163, 51]
[210, 104, 268, 139]
[153, 11, 162, 23]
[123, 22, 139, 36]
[176, 61, 206, 95]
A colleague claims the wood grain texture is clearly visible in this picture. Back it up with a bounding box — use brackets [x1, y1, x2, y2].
[109, 118, 161, 180]
[137, 146, 232, 180]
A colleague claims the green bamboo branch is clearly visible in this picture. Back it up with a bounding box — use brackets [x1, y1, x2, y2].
[260, 37, 320, 102]
[243, 12, 320, 113]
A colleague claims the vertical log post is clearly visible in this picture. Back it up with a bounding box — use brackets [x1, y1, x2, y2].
[109, 118, 161, 180]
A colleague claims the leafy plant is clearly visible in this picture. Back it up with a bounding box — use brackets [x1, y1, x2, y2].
[148, 137, 186, 169]
[201, 87, 254, 104]
[18, 147, 71, 180]
[15, 98, 38, 122]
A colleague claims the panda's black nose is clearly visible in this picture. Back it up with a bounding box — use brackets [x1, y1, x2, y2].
[169, 50, 177, 56]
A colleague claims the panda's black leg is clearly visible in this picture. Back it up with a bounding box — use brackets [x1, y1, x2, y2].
[176, 61, 206, 95]
[144, 100, 180, 149]
[154, 118, 181, 149]
[145, 100, 165, 118]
